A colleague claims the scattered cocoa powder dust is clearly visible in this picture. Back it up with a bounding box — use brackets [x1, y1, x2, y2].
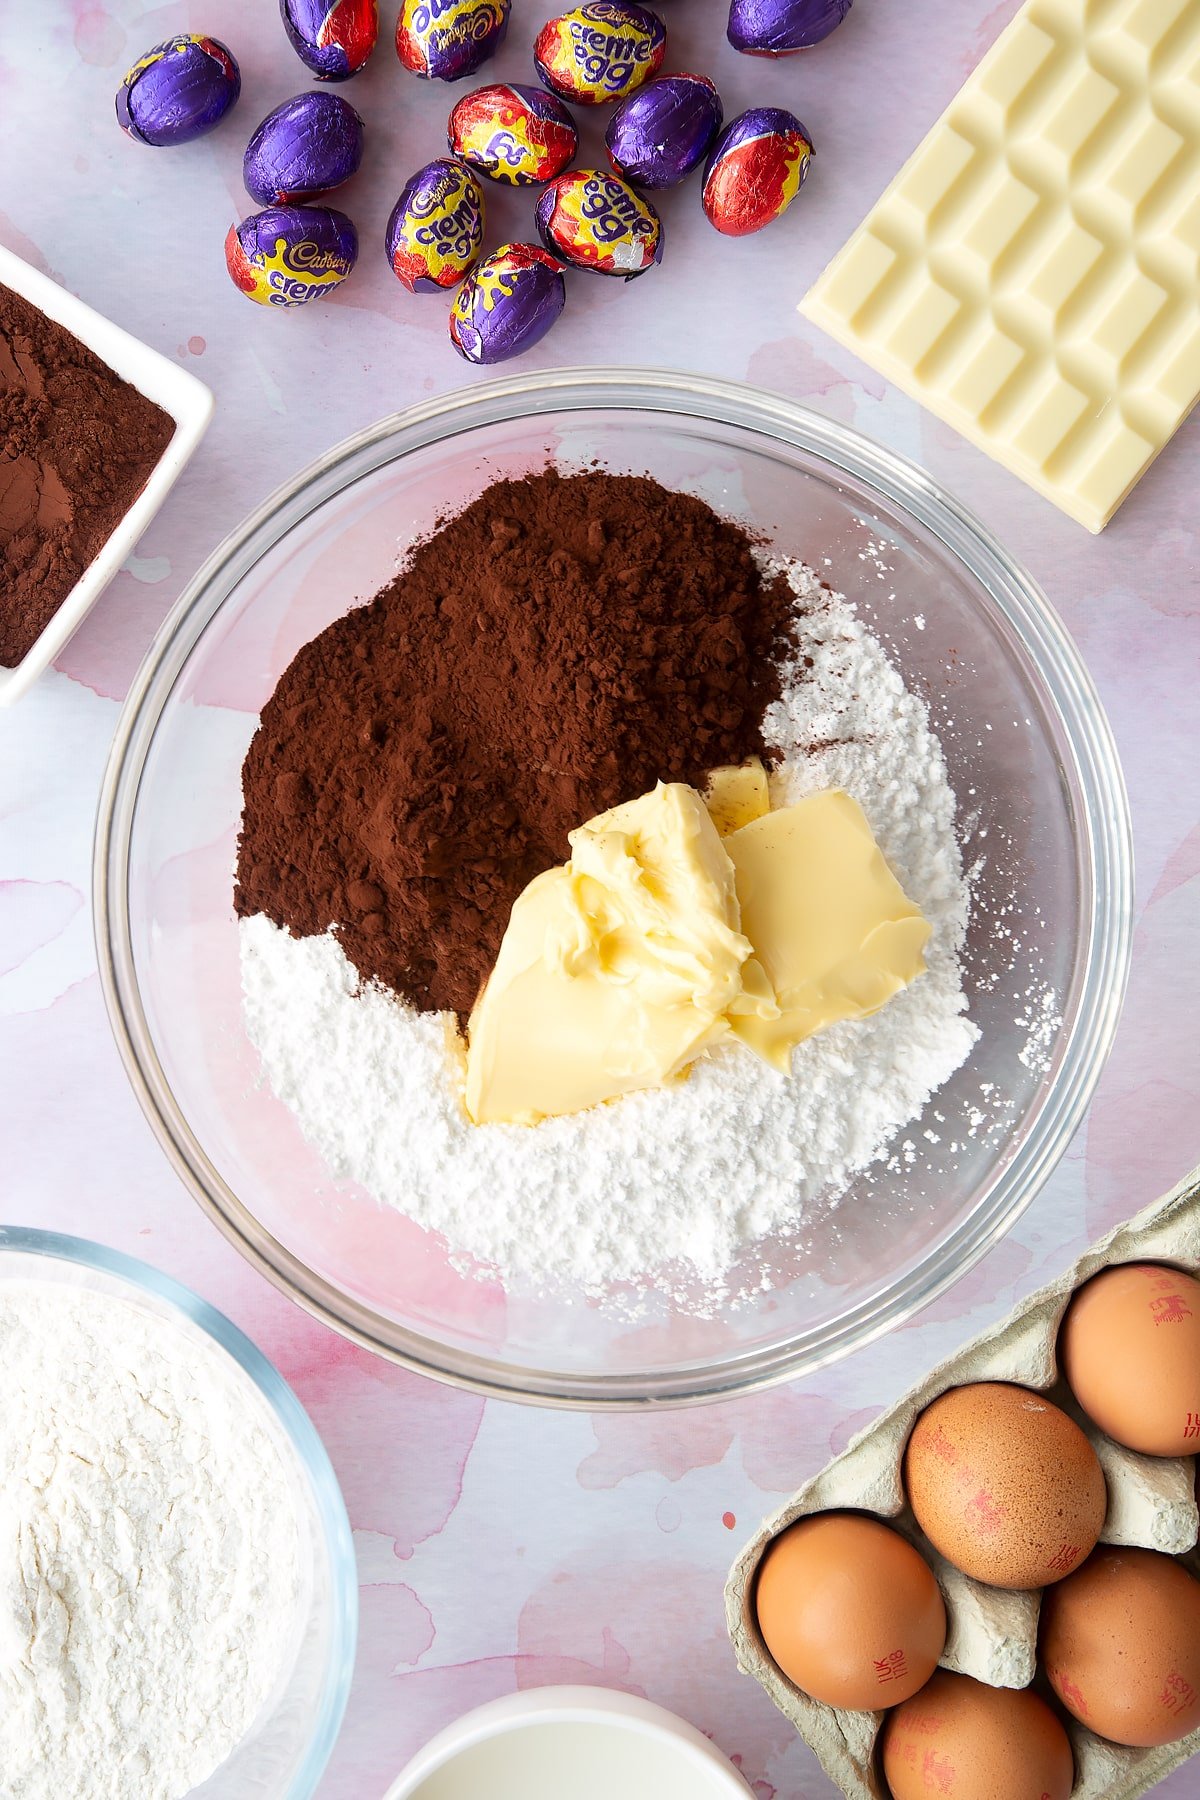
[0, 282, 174, 666]
[236, 469, 799, 1018]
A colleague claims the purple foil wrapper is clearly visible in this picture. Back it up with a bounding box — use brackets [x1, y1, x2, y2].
[727, 0, 850, 55]
[244, 93, 365, 205]
[280, 0, 379, 78]
[226, 205, 359, 306]
[449, 243, 566, 362]
[116, 34, 241, 147]
[605, 73, 721, 188]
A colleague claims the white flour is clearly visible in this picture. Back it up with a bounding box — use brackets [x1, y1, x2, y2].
[240, 564, 979, 1308]
[0, 1281, 305, 1800]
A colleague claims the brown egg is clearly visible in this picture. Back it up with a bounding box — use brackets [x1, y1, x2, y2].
[903, 1382, 1106, 1588]
[1059, 1262, 1200, 1456]
[881, 1669, 1074, 1800]
[1040, 1546, 1200, 1746]
[754, 1512, 946, 1710]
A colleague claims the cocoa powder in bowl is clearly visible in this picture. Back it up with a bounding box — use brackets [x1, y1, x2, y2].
[0, 282, 174, 667]
[236, 469, 798, 1019]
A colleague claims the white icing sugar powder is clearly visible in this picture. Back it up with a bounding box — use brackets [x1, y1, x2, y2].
[240, 563, 979, 1308]
[0, 1281, 305, 1800]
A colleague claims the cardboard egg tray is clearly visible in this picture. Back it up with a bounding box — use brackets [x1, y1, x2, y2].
[726, 1164, 1200, 1799]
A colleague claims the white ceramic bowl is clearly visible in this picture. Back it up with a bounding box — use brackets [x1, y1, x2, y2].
[383, 1687, 754, 1799]
[0, 243, 212, 706]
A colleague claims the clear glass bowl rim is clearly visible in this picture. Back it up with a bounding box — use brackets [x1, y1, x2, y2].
[0, 1224, 358, 1795]
[93, 366, 1134, 1410]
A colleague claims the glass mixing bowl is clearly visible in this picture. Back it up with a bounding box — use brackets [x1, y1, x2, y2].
[0, 1226, 357, 1796]
[95, 370, 1132, 1407]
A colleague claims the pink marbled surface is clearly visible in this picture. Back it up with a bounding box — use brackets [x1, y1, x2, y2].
[2, 1, 1199, 1794]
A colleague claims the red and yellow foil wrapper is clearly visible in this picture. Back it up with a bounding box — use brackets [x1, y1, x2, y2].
[448, 82, 578, 185]
[701, 106, 813, 237]
[396, 0, 510, 82]
[449, 242, 566, 363]
[225, 205, 359, 306]
[534, 1, 665, 106]
[385, 158, 486, 292]
[535, 168, 662, 279]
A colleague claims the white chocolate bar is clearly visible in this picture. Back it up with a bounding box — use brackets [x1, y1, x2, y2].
[801, 0, 1200, 532]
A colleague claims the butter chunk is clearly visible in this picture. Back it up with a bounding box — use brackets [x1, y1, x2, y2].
[725, 789, 931, 1074]
[702, 757, 771, 837]
[465, 782, 757, 1125]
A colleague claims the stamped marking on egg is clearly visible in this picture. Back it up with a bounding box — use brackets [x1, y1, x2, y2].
[874, 1649, 909, 1685]
[1184, 1412, 1200, 1438]
[964, 1487, 1007, 1536]
[924, 1424, 959, 1467]
[1049, 1667, 1089, 1717]
[1160, 1672, 1196, 1715]
[1044, 1542, 1082, 1576]
[1150, 1289, 1194, 1323]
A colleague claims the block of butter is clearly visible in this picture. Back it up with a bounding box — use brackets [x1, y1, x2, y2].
[725, 790, 931, 1073]
[464, 782, 763, 1126]
[465, 781, 930, 1126]
[801, 0, 1200, 532]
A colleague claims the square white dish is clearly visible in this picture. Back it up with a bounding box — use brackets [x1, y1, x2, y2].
[0, 241, 213, 705]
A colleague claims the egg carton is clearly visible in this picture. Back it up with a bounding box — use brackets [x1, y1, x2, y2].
[726, 1164, 1200, 1800]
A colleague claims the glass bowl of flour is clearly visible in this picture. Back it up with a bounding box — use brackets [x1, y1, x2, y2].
[0, 1227, 357, 1797]
[95, 370, 1132, 1406]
